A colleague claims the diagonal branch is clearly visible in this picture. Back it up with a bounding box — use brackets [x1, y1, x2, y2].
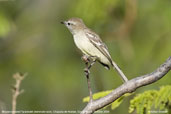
[81, 57, 171, 114]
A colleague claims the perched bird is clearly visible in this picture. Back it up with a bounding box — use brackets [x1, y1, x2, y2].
[61, 17, 128, 82]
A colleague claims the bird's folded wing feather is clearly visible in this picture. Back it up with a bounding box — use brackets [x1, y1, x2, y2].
[84, 29, 113, 64]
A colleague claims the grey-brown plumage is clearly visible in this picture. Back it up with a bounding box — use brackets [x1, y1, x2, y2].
[61, 17, 128, 82]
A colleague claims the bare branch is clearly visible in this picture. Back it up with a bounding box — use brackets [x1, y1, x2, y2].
[82, 55, 96, 102]
[81, 57, 171, 114]
[12, 73, 26, 114]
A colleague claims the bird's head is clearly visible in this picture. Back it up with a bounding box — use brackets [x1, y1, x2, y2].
[61, 17, 86, 35]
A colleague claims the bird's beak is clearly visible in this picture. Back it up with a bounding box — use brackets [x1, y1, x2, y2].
[61, 21, 65, 24]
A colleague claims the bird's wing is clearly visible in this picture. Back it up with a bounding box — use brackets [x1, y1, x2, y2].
[84, 28, 113, 64]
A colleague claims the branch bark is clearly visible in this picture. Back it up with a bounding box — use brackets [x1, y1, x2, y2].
[81, 57, 171, 114]
[12, 73, 26, 114]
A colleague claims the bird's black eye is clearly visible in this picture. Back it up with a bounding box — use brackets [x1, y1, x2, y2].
[67, 23, 71, 25]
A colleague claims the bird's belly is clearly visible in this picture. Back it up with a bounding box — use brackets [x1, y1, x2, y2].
[73, 35, 110, 65]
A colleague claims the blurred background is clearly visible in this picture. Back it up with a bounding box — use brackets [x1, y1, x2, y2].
[0, 0, 170, 113]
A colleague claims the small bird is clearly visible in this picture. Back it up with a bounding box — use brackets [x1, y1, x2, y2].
[61, 17, 128, 82]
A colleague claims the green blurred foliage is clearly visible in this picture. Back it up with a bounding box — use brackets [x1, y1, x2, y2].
[0, 12, 11, 37]
[0, 0, 170, 114]
[70, 0, 119, 25]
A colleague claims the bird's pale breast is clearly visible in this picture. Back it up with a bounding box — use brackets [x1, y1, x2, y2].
[73, 32, 110, 65]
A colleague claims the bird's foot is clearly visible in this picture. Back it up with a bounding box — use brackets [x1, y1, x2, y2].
[81, 55, 90, 63]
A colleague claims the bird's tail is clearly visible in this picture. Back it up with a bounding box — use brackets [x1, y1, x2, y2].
[112, 61, 128, 82]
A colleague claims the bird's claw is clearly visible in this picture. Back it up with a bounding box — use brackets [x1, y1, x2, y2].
[82, 55, 90, 63]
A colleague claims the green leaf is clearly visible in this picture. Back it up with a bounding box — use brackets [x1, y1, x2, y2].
[129, 85, 171, 114]
[111, 93, 131, 110]
[83, 90, 113, 102]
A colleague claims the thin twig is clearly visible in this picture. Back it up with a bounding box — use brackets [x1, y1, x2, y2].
[81, 57, 171, 114]
[82, 55, 97, 102]
[12, 73, 26, 114]
[85, 63, 93, 102]
[84, 60, 93, 102]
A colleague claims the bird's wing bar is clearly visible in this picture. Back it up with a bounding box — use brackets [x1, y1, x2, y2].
[85, 29, 113, 64]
